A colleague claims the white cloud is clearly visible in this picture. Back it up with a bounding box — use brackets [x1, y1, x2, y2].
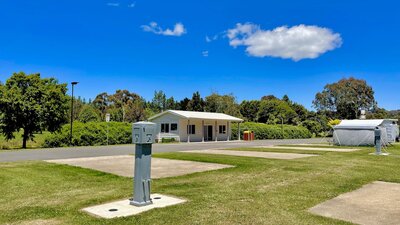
[107, 2, 120, 7]
[141, 22, 186, 36]
[128, 2, 135, 8]
[227, 23, 342, 61]
[202, 50, 209, 57]
[205, 34, 218, 43]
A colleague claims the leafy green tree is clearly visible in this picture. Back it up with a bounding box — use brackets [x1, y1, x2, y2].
[78, 105, 101, 123]
[0, 72, 68, 148]
[151, 90, 167, 113]
[92, 92, 109, 117]
[301, 120, 323, 136]
[290, 103, 309, 122]
[178, 97, 190, 110]
[240, 100, 260, 122]
[66, 96, 85, 122]
[282, 94, 290, 103]
[166, 96, 178, 110]
[366, 107, 389, 119]
[125, 98, 147, 122]
[108, 89, 142, 122]
[205, 93, 241, 117]
[261, 95, 278, 101]
[313, 77, 376, 119]
[257, 99, 297, 124]
[187, 91, 205, 111]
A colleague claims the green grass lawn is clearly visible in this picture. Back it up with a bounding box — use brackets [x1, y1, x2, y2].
[0, 131, 50, 150]
[1, 144, 400, 224]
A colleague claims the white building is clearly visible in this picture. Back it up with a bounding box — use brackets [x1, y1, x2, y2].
[333, 119, 399, 146]
[148, 110, 243, 142]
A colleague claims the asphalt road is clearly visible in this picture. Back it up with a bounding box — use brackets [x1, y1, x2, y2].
[0, 138, 328, 162]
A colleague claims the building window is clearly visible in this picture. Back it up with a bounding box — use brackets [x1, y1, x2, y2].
[187, 125, 195, 134]
[219, 125, 226, 134]
[161, 123, 170, 133]
[171, 123, 178, 131]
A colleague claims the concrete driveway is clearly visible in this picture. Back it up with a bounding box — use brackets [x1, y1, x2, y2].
[0, 138, 327, 162]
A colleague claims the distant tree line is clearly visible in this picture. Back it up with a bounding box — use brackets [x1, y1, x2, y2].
[0, 72, 399, 148]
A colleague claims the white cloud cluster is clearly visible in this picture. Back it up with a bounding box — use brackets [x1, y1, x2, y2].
[227, 23, 342, 61]
[107, 2, 120, 7]
[202, 50, 209, 57]
[141, 22, 186, 36]
[107, 2, 135, 8]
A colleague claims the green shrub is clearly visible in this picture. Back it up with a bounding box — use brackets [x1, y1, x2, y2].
[43, 122, 131, 147]
[231, 122, 311, 140]
[301, 120, 323, 136]
[161, 138, 176, 143]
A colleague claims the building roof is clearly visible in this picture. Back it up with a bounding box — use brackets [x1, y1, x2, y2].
[148, 110, 244, 122]
[334, 119, 398, 129]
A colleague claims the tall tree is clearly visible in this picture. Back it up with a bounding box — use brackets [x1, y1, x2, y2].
[108, 89, 141, 122]
[187, 91, 205, 111]
[257, 99, 297, 124]
[178, 97, 190, 110]
[261, 95, 278, 101]
[166, 96, 178, 110]
[313, 77, 376, 119]
[240, 100, 260, 122]
[78, 104, 101, 123]
[125, 98, 147, 122]
[205, 93, 241, 117]
[92, 92, 109, 117]
[0, 72, 68, 148]
[151, 90, 167, 113]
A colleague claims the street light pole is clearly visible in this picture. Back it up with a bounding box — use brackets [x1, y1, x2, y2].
[70, 82, 78, 146]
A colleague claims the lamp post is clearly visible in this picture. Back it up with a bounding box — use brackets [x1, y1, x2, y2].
[70, 81, 79, 146]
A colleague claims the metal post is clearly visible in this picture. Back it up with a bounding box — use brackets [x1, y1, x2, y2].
[131, 121, 156, 207]
[215, 120, 218, 142]
[238, 122, 241, 141]
[131, 143, 152, 206]
[375, 127, 382, 155]
[227, 121, 230, 141]
[187, 119, 190, 143]
[106, 113, 110, 145]
[70, 82, 78, 146]
[202, 120, 204, 142]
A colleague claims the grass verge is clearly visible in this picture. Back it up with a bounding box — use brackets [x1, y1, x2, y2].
[1, 145, 400, 224]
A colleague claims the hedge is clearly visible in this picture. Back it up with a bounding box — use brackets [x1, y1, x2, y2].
[231, 122, 312, 140]
[43, 122, 131, 147]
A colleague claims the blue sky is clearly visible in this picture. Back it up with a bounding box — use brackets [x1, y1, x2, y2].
[0, 0, 399, 110]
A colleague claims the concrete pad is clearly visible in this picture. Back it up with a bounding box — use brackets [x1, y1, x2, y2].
[255, 146, 360, 152]
[309, 181, 400, 225]
[82, 194, 186, 218]
[46, 155, 232, 178]
[183, 149, 317, 159]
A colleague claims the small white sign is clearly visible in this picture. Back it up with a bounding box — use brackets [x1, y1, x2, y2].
[106, 113, 110, 122]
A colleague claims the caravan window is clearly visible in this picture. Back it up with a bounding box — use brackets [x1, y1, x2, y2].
[219, 125, 226, 134]
[187, 125, 195, 134]
[171, 123, 178, 131]
[161, 123, 170, 133]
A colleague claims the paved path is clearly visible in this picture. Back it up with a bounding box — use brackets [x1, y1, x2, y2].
[0, 138, 327, 162]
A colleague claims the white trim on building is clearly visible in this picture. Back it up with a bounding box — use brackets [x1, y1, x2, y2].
[149, 110, 243, 142]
